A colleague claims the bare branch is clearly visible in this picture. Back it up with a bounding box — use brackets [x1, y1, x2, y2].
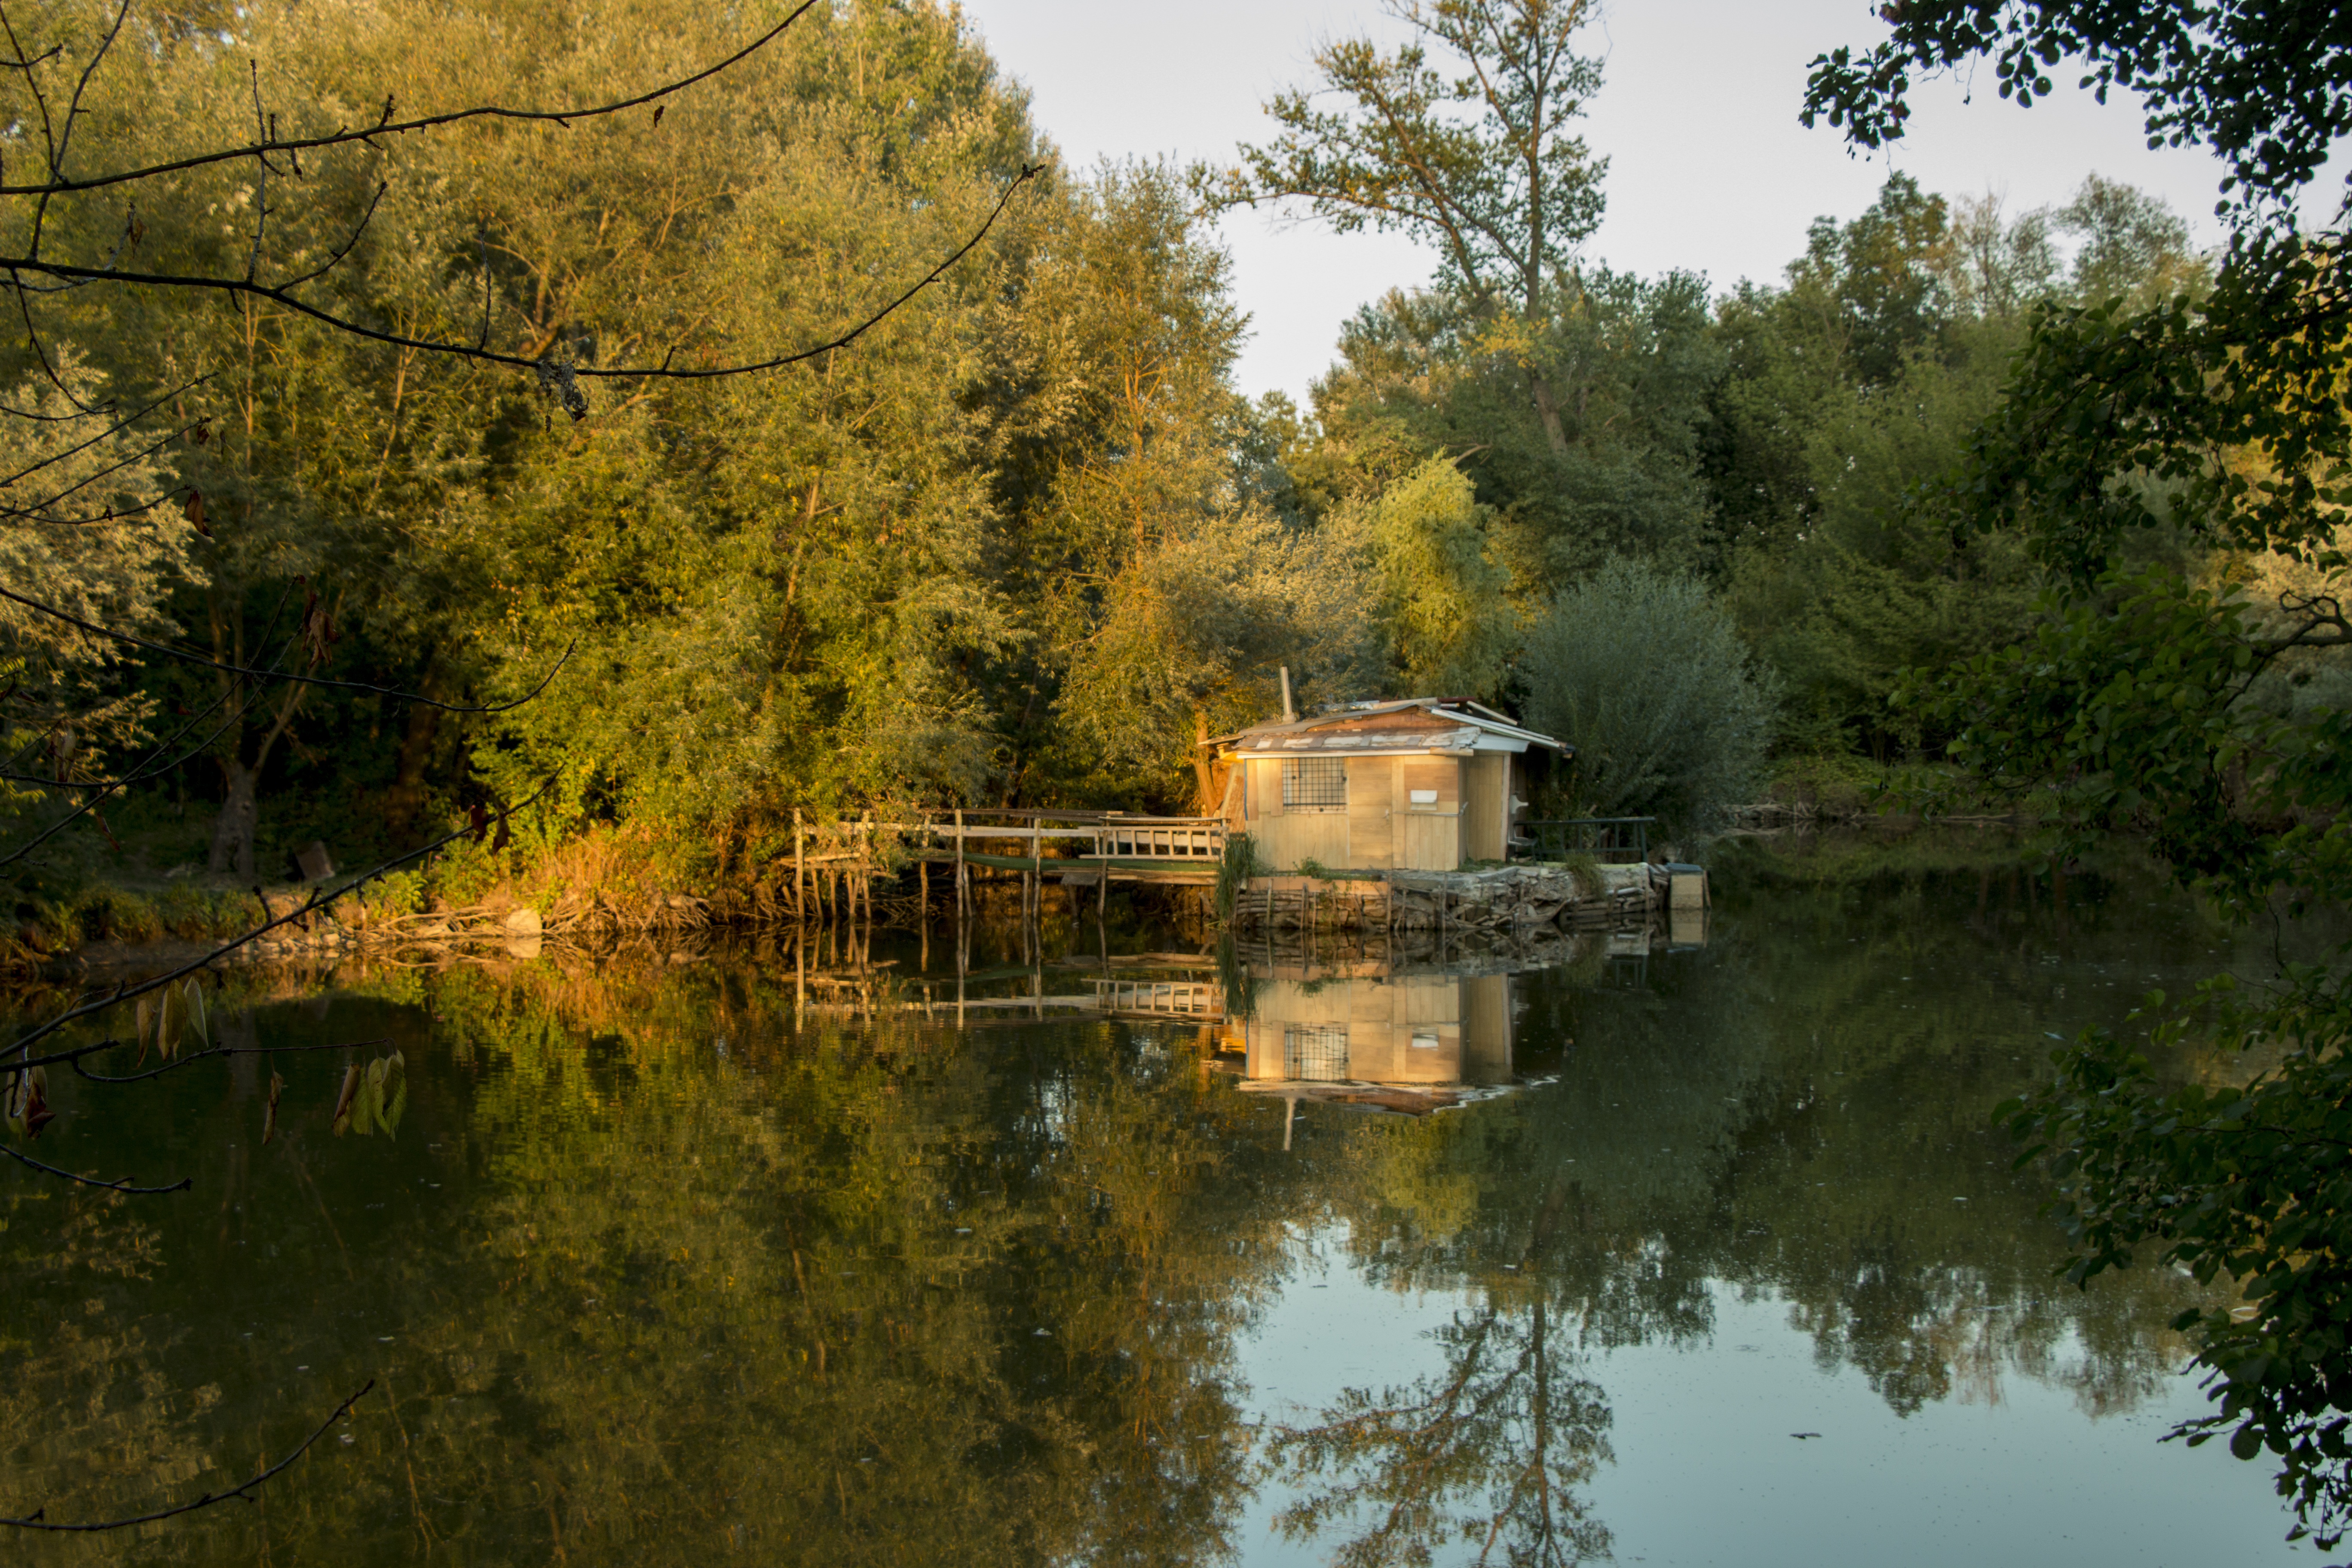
[55, 1035, 393, 1082]
[0, 3, 821, 199]
[0, 1381, 376, 1530]
[277, 181, 387, 292]
[0, 161, 1046, 389]
[0, 584, 576, 713]
[0, 1139, 190, 1194]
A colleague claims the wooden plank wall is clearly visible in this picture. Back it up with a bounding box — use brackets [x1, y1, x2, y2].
[1237, 751, 1483, 871]
[1346, 756, 1394, 866]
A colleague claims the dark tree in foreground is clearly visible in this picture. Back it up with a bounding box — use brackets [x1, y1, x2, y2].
[0, 0, 1035, 1533]
[1809, 0, 2352, 1544]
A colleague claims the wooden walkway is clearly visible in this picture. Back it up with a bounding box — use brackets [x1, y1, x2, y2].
[785, 807, 1228, 925]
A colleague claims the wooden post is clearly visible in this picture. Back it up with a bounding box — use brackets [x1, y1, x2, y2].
[793, 808, 805, 921]
[860, 811, 873, 929]
[954, 808, 965, 920]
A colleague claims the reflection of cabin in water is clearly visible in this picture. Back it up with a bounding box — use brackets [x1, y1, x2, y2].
[1206, 699, 1568, 873]
[1237, 969, 1514, 1088]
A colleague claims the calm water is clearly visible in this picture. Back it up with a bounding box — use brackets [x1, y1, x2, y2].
[0, 842, 2326, 1565]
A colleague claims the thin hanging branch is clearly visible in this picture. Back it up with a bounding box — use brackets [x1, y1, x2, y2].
[0, 584, 576, 712]
[0, 1380, 377, 1531]
[0, 161, 1049, 390]
[0, 1, 818, 197]
[2, 773, 559, 1067]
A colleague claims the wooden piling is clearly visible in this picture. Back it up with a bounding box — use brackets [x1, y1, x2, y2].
[793, 808, 805, 921]
[953, 808, 965, 919]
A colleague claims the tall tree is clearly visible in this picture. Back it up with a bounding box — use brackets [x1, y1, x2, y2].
[1203, 0, 1607, 455]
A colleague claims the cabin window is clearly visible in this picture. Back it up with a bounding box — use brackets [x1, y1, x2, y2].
[1281, 757, 1345, 812]
[1283, 1026, 1349, 1081]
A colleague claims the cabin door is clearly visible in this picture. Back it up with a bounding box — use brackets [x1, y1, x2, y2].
[1396, 755, 1462, 870]
[1345, 757, 1394, 867]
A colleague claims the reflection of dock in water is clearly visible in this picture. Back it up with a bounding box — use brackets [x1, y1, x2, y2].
[789, 918, 1708, 1087]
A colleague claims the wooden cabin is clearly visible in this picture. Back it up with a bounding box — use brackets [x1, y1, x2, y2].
[1205, 698, 1568, 873]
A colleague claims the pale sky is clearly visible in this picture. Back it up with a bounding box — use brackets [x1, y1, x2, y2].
[952, 0, 2269, 407]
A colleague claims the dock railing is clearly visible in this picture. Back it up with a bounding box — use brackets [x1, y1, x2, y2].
[1513, 817, 1653, 864]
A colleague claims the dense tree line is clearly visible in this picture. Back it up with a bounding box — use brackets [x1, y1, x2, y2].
[0, 0, 2269, 890]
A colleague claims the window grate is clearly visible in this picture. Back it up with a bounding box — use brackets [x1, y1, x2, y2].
[1284, 1026, 1350, 1082]
[1282, 757, 1346, 812]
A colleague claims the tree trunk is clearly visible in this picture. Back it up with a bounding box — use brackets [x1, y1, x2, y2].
[209, 758, 260, 880]
[208, 683, 303, 882]
[383, 697, 441, 835]
[1530, 372, 1569, 455]
[1191, 709, 1216, 814]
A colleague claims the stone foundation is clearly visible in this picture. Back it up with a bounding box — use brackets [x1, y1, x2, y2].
[1232, 862, 1682, 932]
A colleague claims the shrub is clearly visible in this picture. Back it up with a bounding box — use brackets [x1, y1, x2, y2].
[1522, 558, 1777, 836]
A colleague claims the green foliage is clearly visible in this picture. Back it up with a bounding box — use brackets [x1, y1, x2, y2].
[1704, 172, 2203, 754]
[1520, 559, 1776, 833]
[0, 357, 196, 770]
[1204, 0, 1605, 317]
[1315, 270, 1722, 589]
[1349, 456, 1517, 698]
[1803, 1, 2350, 224]
[1214, 832, 1265, 921]
[1998, 968, 2352, 1537]
[1725, 316, 2044, 755]
[1821, 0, 2352, 1540]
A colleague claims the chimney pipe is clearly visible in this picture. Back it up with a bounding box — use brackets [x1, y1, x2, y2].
[1279, 666, 1296, 723]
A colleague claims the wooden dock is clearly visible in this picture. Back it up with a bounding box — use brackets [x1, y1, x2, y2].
[784, 807, 1228, 925]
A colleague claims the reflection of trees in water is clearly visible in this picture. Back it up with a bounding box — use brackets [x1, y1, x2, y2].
[1270, 860, 2242, 1556]
[0, 959, 1300, 1566]
[0, 867, 2260, 1561]
[1269, 1168, 1616, 1568]
[1269, 1300, 1610, 1568]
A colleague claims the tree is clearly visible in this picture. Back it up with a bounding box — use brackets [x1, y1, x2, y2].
[0, 0, 1042, 1537]
[1805, 0, 2352, 1541]
[974, 162, 1372, 809]
[1203, 0, 1607, 456]
[1314, 269, 1722, 590]
[1707, 174, 2204, 756]
[1348, 455, 1518, 699]
[1519, 558, 1775, 833]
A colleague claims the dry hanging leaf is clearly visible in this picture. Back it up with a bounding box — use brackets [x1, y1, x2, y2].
[262, 1071, 285, 1145]
[133, 995, 155, 1066]
[181, 978, 208, 1047]
[330, 1063, 362, 1136]
[377, 1052, 407, 1136]
[182, 489, 210, 536]
[155, 985, 178, 1061]
[3, 1066, 50, 1140]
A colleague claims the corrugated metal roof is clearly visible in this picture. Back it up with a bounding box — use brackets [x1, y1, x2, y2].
[1206, 697, 1567, 755]
[1232, 723, 1485, 753]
